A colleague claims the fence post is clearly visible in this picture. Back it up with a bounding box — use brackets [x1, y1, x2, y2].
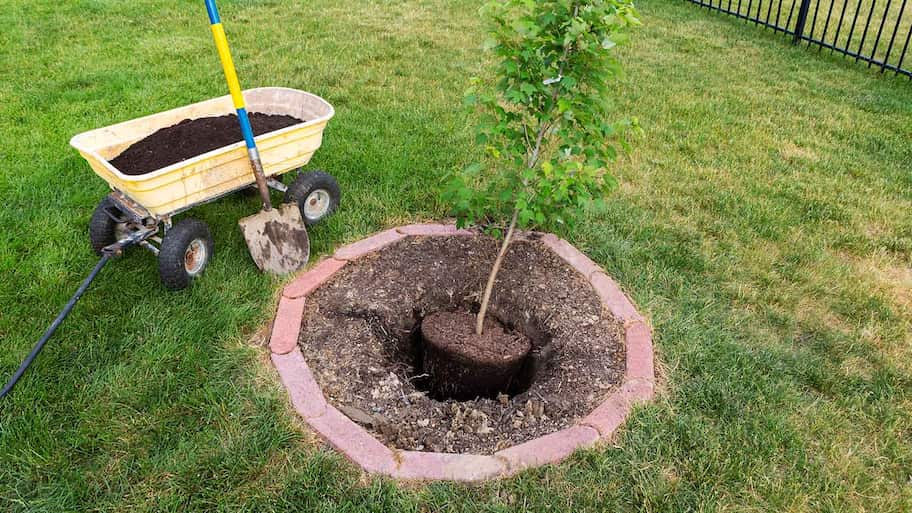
[793, 0, 813, 43]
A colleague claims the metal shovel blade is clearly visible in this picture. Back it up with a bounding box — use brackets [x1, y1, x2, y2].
[238, 203, 310, 274]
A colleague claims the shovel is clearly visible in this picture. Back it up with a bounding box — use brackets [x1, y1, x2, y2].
[204, 0, 309, 274]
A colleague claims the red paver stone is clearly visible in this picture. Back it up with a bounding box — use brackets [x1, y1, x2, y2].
[307, 405, 398, 474]
[624, 322, 655, 382]
[333, 229, 405, 261]
[541, 234, 601, 279]
[392, 451, 506, 482]
[581, 390, 631, 438]
[283, 258, 346, 299]
[496, 425, 599, 474]
[590, 271, 644, 324]
[622, 378, 655, 404]
[396, 223, 475, 236]
[269, 296, 306, 355]
[271, 349, 327, 419]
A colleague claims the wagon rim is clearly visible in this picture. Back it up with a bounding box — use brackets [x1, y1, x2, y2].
[184, 239, 208, 276]
[303, 189, 332, 221]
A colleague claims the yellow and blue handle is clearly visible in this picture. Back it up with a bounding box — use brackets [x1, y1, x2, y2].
[204, 0, 273, 208]
[205, 0, 256, 151]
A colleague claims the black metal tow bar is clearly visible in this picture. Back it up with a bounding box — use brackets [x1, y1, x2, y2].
[0, 228, 154, 400]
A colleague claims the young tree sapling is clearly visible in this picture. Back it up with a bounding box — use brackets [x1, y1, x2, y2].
[444, 0, 641, 335]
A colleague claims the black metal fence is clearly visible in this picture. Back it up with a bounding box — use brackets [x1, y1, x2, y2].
[685, 0, 912, 78]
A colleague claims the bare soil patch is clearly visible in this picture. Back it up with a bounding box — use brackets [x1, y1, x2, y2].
[298, 235, 625, 454]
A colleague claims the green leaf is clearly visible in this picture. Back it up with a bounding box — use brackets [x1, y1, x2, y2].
[518, 208, 532, 225]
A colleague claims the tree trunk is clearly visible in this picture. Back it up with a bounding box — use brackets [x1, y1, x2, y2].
[475, 208, 519, 335]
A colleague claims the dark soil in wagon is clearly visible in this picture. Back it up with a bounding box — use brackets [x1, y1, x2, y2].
[298, 235, 626, 454]
[110, 113, 303, 176]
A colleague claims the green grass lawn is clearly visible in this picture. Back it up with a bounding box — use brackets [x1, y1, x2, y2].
[1, 0, 910, 511]
[694, 0, 912, 69]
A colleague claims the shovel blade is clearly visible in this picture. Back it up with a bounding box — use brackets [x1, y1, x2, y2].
[238, 203, 310, 274]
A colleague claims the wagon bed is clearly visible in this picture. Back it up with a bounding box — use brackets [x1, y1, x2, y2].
[70, 87, 334, 218]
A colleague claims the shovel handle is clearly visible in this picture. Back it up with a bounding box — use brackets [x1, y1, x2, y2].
[204, 0, 272, 210]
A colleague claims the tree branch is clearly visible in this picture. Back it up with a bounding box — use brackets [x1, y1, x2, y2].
[521, 123, 533, 155]
[526, 3, 578, 169]
[527, 121, 549, 169]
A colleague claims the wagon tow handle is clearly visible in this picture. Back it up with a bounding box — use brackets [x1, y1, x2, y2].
[204, 0, 312, 275]
[0, 234, 146, 400]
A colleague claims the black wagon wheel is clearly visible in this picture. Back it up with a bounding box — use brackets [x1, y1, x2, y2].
[284, 170, 341, 226]
[88, 194, 129, 256]
[158, 219, 214, 291]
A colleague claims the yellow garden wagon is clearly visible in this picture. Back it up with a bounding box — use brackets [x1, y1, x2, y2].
[70, 86, 339, 290]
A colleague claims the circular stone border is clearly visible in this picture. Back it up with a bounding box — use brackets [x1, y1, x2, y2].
[268, 223, 655, 482]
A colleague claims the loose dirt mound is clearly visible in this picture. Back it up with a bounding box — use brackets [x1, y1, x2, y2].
[110, 113, 303, 175]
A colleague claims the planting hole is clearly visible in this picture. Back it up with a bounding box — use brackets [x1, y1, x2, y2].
[296, 235, 625, 454]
